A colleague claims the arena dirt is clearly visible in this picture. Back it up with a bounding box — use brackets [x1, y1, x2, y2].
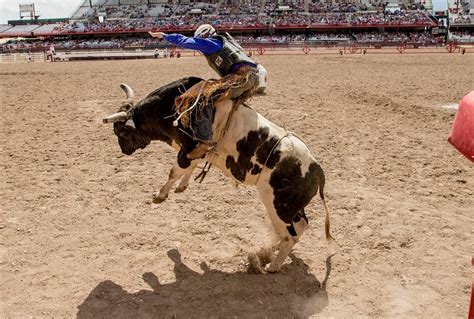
[1, 53, 473, 318]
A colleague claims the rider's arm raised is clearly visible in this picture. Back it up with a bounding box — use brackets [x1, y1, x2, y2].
[162, 34, 222, 55]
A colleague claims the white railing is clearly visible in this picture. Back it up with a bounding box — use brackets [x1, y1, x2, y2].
[0, 51, 45, 63]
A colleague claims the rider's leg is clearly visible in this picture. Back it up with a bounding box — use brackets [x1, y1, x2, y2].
[186, 71, 258, 160]
[187, 102, 215, 160]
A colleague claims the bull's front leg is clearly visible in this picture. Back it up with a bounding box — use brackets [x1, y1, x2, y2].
[153, 154, 199, 204]
[175, 171, 192, 193]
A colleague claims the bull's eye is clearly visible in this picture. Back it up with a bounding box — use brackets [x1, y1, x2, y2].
[120, 103, 133, 112]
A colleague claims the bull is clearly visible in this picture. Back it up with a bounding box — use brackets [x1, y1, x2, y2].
[103, 77, 333, 273]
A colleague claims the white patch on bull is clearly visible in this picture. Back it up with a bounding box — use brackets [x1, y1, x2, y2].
[209, 99, 257, 182]
[287, 135, 316, 176]
[256, 179, 288, 239]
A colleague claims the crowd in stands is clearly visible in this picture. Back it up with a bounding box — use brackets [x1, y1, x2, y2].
[1, 37, 148, 52]
[44, 0, 437, 34]
[235, 31, 442, 44]
[248, 0, 425, 14]
[70, 0, 430, 18]
[450, 30, 474, 42]
[352, 31, 442, 44]
[219, 1, 260, 15]
[1, 31, 444, 53]
[234, 33, 347, 44]
[0, 0, 450, 53]
[280, 10, 433, 26]
[51, 9, 435, 35]
[264, 1, 305, 14]
[451, 13, 472, 24]
[308, 1, 361, 13]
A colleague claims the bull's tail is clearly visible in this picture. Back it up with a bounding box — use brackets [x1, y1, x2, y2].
[318, 173, 334, 241]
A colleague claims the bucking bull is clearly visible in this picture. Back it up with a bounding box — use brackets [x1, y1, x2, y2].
[103, 77, 333, 273]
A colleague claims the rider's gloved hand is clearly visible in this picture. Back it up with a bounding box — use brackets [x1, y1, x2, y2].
[149, 31, 166, 40]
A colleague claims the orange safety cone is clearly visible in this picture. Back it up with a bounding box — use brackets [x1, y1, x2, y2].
[448, 91, 474, 163]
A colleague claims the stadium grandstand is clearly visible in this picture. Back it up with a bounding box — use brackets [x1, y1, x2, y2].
[0, 0, 473, 58]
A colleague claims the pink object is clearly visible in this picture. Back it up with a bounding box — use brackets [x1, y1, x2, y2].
[448, 91, 474, 163]
[469, 257, 474, 319]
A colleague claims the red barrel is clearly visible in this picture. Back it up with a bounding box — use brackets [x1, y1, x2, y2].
[448, 91, 474, 163]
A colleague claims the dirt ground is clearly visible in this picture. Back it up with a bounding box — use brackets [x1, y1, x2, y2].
[1, 53, 473, 318]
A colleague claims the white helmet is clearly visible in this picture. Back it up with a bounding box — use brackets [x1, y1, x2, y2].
[194, 24, 216, 38]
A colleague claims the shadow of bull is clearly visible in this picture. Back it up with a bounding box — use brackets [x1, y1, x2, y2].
[77, 250, 333, 318]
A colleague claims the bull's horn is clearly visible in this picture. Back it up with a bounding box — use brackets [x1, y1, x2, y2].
[120, 83, 135, 103]
[102, 111, 129, 124]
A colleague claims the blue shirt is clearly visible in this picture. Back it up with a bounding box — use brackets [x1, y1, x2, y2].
[163, 33, 257, 74]
[163, 34, 222, 56]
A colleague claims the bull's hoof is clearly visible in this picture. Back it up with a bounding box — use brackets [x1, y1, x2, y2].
[265, 264, 280, 274]
[152, 194, 167, 204]
[174, 185, 187, 193]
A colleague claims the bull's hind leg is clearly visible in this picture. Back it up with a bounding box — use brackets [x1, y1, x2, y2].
[266, 210, 309, 273]
[153, 160, 198, 203]
[256, 183, 310, 273]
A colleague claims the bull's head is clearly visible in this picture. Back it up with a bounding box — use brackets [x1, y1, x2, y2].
[103, 83, 150, 155]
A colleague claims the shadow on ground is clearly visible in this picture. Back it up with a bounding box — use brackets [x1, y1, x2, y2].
[77, 250, 332, 318]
